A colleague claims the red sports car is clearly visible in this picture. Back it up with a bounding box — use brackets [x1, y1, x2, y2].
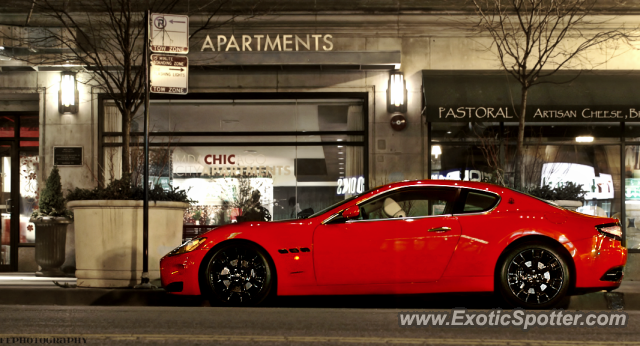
[160, 180, 626, 308]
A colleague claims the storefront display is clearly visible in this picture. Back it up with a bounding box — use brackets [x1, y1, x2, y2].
[425, 71, 634, 248]
[101, 95, 367, 236]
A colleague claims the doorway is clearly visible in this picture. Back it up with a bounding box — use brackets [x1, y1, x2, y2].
[0, 141, 18, 271]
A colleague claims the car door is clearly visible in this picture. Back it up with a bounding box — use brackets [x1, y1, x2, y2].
[313, 186, 462, 286]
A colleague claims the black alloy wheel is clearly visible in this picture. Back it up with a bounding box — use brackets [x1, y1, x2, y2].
[201, 242, 274, 306]
[498, 242, 570, 309]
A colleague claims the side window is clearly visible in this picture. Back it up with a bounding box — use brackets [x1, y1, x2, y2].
[358, 187, 458, 220]
[461, 190, 499, 213]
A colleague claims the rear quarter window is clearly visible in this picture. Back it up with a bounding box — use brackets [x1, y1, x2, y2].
[461, 190, 500, 213]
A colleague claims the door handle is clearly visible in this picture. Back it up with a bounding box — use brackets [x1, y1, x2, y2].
[428, 226, 451, 233]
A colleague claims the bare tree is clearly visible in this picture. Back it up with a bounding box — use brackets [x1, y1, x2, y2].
[1, 0, 262, 176]
[471, 0, 635, 189]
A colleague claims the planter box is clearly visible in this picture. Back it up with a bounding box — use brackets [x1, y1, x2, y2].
[67, 200, 189, 288]
[31, 217, 71, 277]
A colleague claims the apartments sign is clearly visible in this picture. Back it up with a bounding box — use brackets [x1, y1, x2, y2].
[200, 34, 334, 52]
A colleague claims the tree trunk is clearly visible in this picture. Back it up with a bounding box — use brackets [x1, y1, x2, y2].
[514, 87, 528, 190]
[122, 109, 131, 176]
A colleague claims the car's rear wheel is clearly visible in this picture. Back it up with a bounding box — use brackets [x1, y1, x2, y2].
[498, 242, 570, 309]
[201, 242, 274, 306]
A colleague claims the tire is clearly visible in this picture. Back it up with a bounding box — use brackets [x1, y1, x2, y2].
[200, 241, 275, 306]
[497, 242, 570, 309]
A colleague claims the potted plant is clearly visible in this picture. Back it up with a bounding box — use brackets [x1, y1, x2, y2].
[65, 174, 193, 288]
[30, 166, 73, 277]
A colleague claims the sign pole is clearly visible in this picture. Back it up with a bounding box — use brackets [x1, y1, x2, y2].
[136, 9, 153, 289]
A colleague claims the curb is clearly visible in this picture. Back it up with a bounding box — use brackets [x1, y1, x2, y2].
[567, 292, 623, 310]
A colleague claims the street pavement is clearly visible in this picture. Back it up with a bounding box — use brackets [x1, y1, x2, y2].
[0, 305, 639, 345]
[0, 273, 636, 310]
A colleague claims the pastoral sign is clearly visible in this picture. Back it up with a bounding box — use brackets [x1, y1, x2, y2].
[53, 146, 83, 166]
[426, 105, 640, 122]
[150, 54, 188, 94]
[150, 13, 189, 53]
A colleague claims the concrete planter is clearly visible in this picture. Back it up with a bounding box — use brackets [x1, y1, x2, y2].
[549, 200, 583, 211]
[31, 217, 72, 277]
[67, 200, 189, 288]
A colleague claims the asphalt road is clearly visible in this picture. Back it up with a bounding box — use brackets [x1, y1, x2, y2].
[0, 302, 639, 346]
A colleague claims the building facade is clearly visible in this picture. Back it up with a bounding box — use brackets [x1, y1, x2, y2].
[1, 5, 640, 278]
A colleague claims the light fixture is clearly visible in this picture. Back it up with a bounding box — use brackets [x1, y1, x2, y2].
[576, 136, 594, 143]
[0, 46, 4, 50]
[387, 71, 407, 113]
[58, 71, 78, 114]
[432, 145, 442, 159]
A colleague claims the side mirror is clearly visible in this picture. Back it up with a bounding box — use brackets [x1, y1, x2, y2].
[342, 206, 360, 220]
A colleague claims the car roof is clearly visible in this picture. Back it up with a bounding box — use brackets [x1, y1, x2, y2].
[369, 179, 508, 194]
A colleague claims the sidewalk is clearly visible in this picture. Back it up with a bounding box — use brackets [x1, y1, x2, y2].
[0, 273, 636, 309]
[0, 273, 204, 306]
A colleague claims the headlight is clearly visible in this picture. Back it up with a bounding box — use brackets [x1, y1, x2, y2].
[596, 223, 622, 241]
[169, 237, 207, 256]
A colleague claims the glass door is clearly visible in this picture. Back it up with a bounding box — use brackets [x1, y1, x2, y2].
[0, 142, 16, 271]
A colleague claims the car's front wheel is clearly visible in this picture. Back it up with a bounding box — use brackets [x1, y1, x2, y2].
[200, 242, 275, 306]
[498, 242, 570, 309]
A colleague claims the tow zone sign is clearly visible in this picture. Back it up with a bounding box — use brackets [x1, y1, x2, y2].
[150, 54, 188, 94]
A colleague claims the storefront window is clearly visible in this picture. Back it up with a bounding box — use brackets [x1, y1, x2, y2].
[19, 114, 39, 244]
[103, 96, 367, 239]
[431, 122, 622, 238]
[171, 145, 364, 225]
[19, 152, 37, 244]
[0, 116, 14, 138]
[625, 145, 640, 249]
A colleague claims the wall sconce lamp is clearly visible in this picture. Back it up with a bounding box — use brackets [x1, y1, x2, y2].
[387, 71, 407, 113]
[58, 71, 78, 114]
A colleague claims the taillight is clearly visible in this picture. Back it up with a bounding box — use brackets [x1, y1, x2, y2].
[596, 222, 622, 241]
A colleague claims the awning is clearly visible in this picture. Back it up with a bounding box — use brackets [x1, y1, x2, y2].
[423, 70, 640, 122]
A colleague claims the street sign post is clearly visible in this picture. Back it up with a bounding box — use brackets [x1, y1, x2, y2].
[150, 13, 189, 54]
[150, 54, 188, 94]
[138, 12, 189, 289]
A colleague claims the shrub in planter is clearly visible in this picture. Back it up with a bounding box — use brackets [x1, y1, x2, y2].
[31, 166, 73, 277]
[66, 173, 193, 202]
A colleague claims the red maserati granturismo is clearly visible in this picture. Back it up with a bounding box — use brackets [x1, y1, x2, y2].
[160, 180, 626, 308]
